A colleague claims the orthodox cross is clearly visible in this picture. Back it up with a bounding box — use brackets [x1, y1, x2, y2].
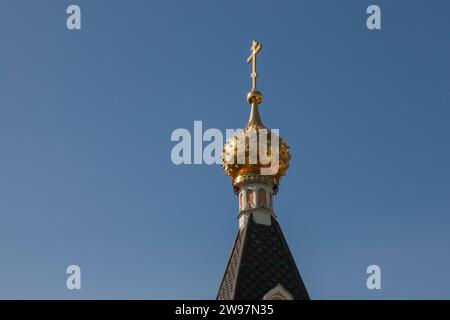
[246, 40, 262, 91]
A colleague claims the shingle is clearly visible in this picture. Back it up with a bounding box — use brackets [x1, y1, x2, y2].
[216, 214, 310, 300]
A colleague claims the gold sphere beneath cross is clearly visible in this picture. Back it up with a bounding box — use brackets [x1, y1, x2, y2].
[247, 90, 263, 105]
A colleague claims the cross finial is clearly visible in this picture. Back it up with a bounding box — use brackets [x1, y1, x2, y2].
[246, 40, 263, 105]
[247, 40, 262, 91]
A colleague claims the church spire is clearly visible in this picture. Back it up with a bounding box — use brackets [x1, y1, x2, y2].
[217, 40, 309, 300]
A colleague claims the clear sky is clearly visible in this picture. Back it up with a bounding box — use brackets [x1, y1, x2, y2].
[0, 0, 449, 299]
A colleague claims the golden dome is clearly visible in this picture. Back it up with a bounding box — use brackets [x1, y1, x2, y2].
[222, 40, 291, 193]
[221, 103, 291, 193]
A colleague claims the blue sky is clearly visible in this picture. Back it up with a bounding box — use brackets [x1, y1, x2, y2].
[0, 0, 449, 299]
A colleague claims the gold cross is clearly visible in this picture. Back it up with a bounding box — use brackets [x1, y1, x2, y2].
[246, 40, 262, 91]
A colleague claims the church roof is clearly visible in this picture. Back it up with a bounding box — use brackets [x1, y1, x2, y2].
[217, 214, 310, 300]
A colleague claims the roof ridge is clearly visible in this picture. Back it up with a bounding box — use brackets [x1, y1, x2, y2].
[272, 217, 310, 300]
[216, 221, 249, 299]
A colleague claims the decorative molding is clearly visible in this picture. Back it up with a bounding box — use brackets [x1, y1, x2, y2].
[262, 284, 293, 300]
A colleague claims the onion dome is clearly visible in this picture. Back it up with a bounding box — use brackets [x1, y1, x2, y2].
[221, 41, 291, 194]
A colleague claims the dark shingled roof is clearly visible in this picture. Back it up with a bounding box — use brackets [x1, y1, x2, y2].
[217, 214, 310, 300]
